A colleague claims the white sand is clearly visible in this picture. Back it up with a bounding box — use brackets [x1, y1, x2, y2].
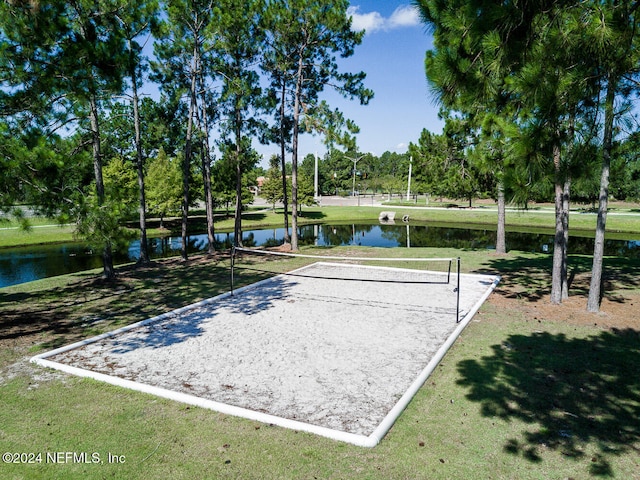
[41, 263, 499, 441]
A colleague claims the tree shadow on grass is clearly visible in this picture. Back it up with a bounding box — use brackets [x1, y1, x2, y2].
[457, 328, 640, 476]
[0, 258, 238, 350]
[239, 212, 268, 222]
[299, 210, 327, 221]
[0, 251, 302, 356]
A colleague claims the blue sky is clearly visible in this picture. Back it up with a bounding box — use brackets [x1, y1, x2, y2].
[279, 1, 444, 161]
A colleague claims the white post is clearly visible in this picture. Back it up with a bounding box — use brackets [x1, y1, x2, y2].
[406, 156, 412, 201]
[314, 151, 319, 201]
[352, 157, 357, 197]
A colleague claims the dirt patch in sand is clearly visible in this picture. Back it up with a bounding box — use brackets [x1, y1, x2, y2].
[489, 267, 640, 331]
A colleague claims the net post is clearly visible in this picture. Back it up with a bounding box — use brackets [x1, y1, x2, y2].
[455, 257, 461, 323]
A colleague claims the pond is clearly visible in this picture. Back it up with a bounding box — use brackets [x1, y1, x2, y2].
[1, 223, 639, 289]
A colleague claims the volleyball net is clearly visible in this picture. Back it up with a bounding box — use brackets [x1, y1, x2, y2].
[230, 247, 462, 323]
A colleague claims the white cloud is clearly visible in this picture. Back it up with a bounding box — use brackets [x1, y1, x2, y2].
[347, 7, 385, 33]
[396, 142, 408, 151]
[348, 5, 420, 34]
[388, 5, 421, 29]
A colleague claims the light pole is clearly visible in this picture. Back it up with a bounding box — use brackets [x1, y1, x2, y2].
[345, 153, 367, 197]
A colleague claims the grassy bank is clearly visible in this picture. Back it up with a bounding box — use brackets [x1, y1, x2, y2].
[0, 224, 76, 248]
[1, 245, 639, 479]
[3, 200, 640, 249]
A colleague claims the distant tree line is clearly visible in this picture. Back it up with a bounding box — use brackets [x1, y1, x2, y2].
[263, 127, 638, 208]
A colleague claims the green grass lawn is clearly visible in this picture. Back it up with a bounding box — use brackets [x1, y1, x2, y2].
[1, 245, 639, 479]
[0, 224, 76, 248]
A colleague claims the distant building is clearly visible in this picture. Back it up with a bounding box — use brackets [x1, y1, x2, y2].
[250, 176, 266, 195]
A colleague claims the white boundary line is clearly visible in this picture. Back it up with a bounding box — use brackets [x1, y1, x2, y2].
[366, 273, 501, 446]
[30, 264, 500, 448]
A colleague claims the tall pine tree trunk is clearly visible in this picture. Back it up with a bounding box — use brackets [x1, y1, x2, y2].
[496, 177, 506, 254]
[561, 114, 575, 301]
[279, 79, 290, 245]
[290, 54, 305, 251]
[202, 141, 215, 254]
[587, 75, 617, 312]
[89, 93, 115, 279]
[198, 74, 215, 255]
[233, 102, 244, 248]
[550, 142, 565, 304]
[129, 39, 149, 264]
[561, 178, 571, 300]
[181, 44, 199, 261]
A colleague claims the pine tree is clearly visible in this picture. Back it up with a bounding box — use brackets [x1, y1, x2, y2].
[214, 0, 267, 248]
[114, 0, 160, 264]
[152, 0, 213, 259]
[585, 1, 640, 311]
[1, 0, 131, 279]
[262, 0, 372, 250]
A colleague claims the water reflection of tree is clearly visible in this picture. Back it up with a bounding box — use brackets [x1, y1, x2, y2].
[298, 225, 318, 246]
[60, 226, 640, 261]
[144, 236, 211, 257]
[44, 244, 103, 281]
[240, 233, 258, 248]
[318, 224, 375, 246]
[380, 225, 497, 249]
[147, 237, 170, 256]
